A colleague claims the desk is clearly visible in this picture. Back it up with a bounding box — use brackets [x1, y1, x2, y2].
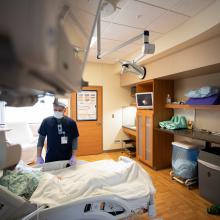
[122, 126, 136, 138]
[155, 128, 220, 148]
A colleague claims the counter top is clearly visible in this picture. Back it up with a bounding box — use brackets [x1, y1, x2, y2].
[155, 128, 220, 145]
[122, 126, 136, 137]
[122, 126, 136, 131]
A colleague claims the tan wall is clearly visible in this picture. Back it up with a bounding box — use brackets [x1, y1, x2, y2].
[83, 62, 133, 150]
[174, 72, 220, 133]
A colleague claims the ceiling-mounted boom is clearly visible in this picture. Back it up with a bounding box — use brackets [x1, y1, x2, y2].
[96, 10, 155, 61]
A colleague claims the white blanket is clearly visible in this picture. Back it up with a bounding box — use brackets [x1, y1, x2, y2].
[30, 157, 155, 207]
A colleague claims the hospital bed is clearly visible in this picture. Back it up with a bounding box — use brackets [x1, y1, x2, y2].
[0, 131, 156, 220]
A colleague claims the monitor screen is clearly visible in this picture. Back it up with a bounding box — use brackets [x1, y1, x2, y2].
[136, 92, 153, 109]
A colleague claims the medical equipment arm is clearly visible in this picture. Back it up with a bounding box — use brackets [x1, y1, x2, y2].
[0, 0, 102, 106]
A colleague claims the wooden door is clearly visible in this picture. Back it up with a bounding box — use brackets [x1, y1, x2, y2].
[136, 110, 153, 167]
[71, 86, 103, 156]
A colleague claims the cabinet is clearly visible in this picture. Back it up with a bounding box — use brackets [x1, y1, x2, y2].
[136, 110, 153, 167]
[135, 79, 174, 170]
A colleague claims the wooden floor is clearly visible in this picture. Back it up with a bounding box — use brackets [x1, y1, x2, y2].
[78, 152, 219, 220]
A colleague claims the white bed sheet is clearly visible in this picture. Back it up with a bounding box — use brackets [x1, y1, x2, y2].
[30, 157, 155, 208]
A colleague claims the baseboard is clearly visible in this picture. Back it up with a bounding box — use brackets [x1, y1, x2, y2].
[103, 148, 124, 153]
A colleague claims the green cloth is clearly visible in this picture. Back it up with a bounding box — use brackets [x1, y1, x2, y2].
[159, 116, 187, 130]
[207, 205, 220, 215]
[0, 170, 41, 199]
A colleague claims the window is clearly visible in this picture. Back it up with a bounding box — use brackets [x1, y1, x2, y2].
[5, 96, 55, 123]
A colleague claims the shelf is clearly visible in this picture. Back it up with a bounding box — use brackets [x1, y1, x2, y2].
[155, 128, 220, 145]
[165, 103, 220, 110]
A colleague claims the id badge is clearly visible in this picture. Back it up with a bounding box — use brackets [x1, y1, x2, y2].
[57, 124, 63, 135]
[61, 136, 68, 144]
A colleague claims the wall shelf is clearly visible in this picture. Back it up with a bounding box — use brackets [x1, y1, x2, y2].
[165, 104, 220, 110]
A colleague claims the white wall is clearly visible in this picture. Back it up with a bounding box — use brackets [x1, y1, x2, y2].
[83, 62, 133, 150]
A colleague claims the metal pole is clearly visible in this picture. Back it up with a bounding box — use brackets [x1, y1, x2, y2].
[97, 32, 144, 59]
[82, 0, 103, 72]
[97, 7, 101, 59]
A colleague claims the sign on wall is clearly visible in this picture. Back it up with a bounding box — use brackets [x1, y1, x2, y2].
[77, 90, 97, 121]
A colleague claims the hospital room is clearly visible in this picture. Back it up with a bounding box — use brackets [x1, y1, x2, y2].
[0, 0, 220, 219]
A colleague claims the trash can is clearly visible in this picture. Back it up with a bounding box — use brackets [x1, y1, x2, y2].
[198, 147, 220, 204]
[171, 142, 200, 181]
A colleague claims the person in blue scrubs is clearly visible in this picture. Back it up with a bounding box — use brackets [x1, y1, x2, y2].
[36, 99, 79, 165]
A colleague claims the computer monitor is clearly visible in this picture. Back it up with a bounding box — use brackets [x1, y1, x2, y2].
[135, 92, 153, 109]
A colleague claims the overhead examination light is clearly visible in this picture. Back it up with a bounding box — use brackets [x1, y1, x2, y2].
[120, 60, 146, 80]
[119, 31, 155, 80]
[101, 0, 119, 17]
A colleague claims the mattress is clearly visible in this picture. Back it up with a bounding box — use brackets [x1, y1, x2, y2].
[30, 157, 155, 208]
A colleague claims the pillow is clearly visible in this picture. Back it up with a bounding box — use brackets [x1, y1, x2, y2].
[16, 160, 42, 173]
[185, 86, 219, 98]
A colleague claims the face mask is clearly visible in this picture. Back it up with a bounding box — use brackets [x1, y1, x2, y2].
[54, 111, 63, 119]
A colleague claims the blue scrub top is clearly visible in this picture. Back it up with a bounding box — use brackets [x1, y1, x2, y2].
[38, 116, 79, 162]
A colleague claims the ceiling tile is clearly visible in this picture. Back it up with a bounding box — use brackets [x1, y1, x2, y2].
[171, 0, 216, 17]
[136, 0, 181, 9]
[113, 0, 166, 29]
[102, 23, 142, 41]
[87, 48, 116, 64]
[87, 0, 216, 65]
[89, 39, 139, 59]
[91, 38, 120, 49]
[147, 11, 188, 33]
[92, 38, 140, 54]
[93, 21, 112, 37]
